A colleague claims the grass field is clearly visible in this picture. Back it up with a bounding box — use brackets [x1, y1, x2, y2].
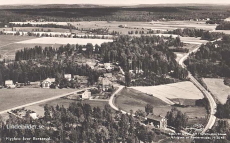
[17, 37, 113, 45]
[0, 88, 78, 112]
[180, 37, 208, 44]
[0, 35, 35, 47]
[0, 35, 39, 59]
[0, 43, 62, 59]
[203, 78, 230, 104]
[71, 21, 216, 35]
[130, 81, 204, 102]
[214, 30, 230, 35]
[115, 88, 207, 126]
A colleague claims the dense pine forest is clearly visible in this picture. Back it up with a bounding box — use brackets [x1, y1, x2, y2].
[0, 5, 230, 25]
[184, 35, 230, 78]
[0, 103, 156, 143]
[0, 59, 100, 87]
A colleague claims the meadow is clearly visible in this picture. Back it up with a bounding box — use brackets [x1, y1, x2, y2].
[130, 81, 204, 101]
[71, 21, 217, 35]
[0, 35, 35, 47]
[115, 88, 207, 126]
[17, 37, 113, 45]
[203, 78, 230, 104]
[0, 88, 78, 112]
[0, 43, 62, 59]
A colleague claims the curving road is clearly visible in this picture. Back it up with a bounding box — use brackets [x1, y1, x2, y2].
[178, 43, 217, 133]
[108, 86, 126, 114]
[109, 42, 217, 134]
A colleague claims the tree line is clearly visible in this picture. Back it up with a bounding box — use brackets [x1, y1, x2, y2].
[0, 60, 100, 86]
[8, 23, 76, 30]
[0, 6, 229, 25]
[216, 21, 230, 30]
[167, 28, 224, 41]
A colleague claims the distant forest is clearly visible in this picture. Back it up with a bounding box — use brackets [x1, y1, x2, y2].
[0, 6, 230, 24]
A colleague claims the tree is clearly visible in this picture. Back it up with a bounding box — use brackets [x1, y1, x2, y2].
[145, 104, 153, 115]
[125, 71, 131, 87]
[166, 107, 188, 132]
[0, 71, 2, 85]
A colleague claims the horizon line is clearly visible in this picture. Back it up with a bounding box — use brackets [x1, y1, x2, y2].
[1, 3, 230, 6]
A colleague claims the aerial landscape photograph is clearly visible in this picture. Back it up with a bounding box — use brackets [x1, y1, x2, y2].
[0, 0, 230, 142]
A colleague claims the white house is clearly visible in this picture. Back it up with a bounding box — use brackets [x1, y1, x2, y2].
[104, 63, 112, 70]
[64, 74, 72, 81]
[5, 80, 15, 88]
[81, 90, 91, 99]
[42, 78, 55, 88]
[29, 113, 38, 119]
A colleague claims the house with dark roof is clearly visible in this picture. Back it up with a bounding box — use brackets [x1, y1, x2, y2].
[145, 114, 167, 129]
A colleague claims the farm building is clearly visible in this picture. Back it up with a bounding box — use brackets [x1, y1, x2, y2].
[104, 63, 112, 70]
[5, 80, 15, 88]
[104, 73, 116, 81]
[104, 73, 112, 78]
[99, 77, 112, 91]
[64, 74, 72, 81]
[42, 78, 55, 88]
[145, 114, 167, 129]
[81, 90, 91, 99]
[5, 80, 13, 86]
[12, 110, 38, 119]
[29, 113, 38, 119]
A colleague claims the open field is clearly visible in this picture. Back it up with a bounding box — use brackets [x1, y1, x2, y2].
[0, 35, 39, 59]
[224, 17, 230, 22]
[17, 37, 113, 45]
[115, 88, 207, 126]
[0, 43, 62, 59]
[214, 30, 230, 35]
[0, 35, 35, 47]
[180, 37, 208, 44]
[130, 81, 204, 103]
[0, 88, 78, 112]
[71, 21, 216, 35]
[203, 78, 230, 104]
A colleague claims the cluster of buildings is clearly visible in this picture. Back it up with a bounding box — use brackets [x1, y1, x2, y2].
[9, 108, 38, 120]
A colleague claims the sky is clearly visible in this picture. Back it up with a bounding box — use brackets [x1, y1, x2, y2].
[0, 0, 230, 5]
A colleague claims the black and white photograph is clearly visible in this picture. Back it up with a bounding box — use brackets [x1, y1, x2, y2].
[0, 0, 230, 142]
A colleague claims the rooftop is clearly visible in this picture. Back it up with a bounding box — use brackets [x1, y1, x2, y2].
[146, 114, 165, 122]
